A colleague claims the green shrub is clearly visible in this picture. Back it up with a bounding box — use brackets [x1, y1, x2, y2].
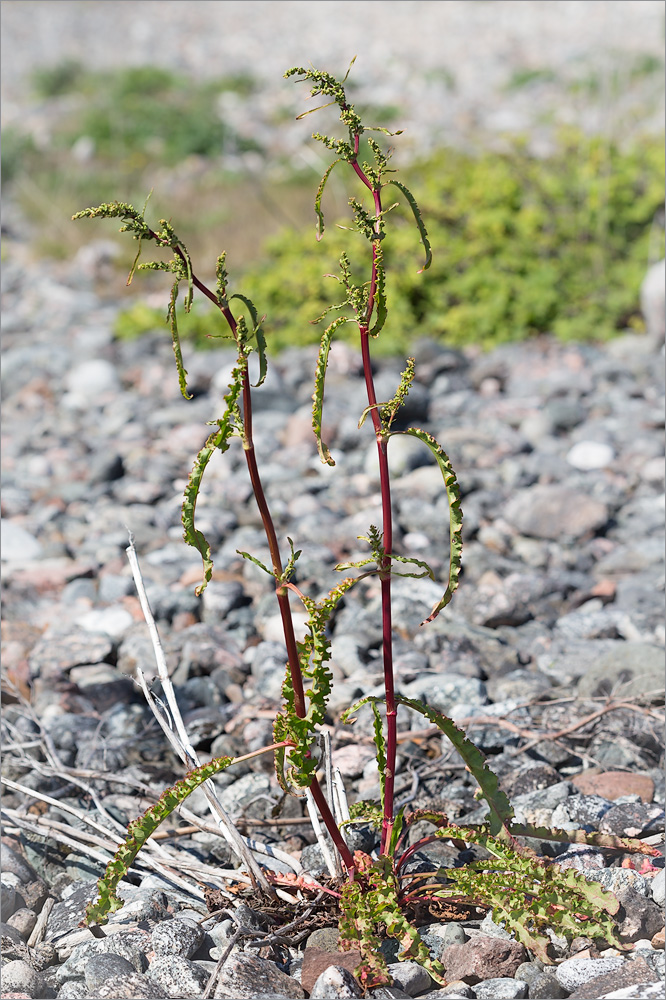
[65, 66, 260, 165]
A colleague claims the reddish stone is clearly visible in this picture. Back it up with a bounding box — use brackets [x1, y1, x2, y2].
[442, 935, 526, 984]
[571, 770, 654, 803]
[651, 928, 665, 949]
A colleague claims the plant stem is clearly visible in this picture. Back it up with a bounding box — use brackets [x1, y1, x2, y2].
[350, 142, 398, 856]
[188, 264, 355, 875]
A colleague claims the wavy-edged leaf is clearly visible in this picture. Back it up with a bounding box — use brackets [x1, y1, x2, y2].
[371, 701, 387, 813]
[343, 694, 514, 841]
[432, 824, 625, 959]
[387, 552, 435, 579]
[310, 299, 349, 325]
[216, 252, 229, 307]
[85, 754, 233, 926]
[381, 357, 415, 430]
[167, 280, 192, 400]
[230, 292, 267, 386]
[281, 537, 302, 584]
[237, 549, 272, 577]
[390, 428, 462, 623]
[507, 823, 662, 856]
[275, 575, 358, 791]
[181, 358, 246, 595]
[369, 239, 387, 336]
[384, 178, 432, 272]
[395, 696, 514, 839]
[314, 158, 342, 240]
[312, 314, 352, 466]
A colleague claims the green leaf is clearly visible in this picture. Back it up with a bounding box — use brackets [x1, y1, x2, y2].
[390, 428, 462, 623]
[384, 178, 432, 272]
[431, 824, 625, 960]
[167, 280, 192, 400]
[181, 357, 246, 595]
[314, 158, 342, 240]
[371, 700, 387, 813]
[237, 549, 273, 577]
[381, 358, 415, 429]
[275, 575, 358, 791]
[312, 314, 352, 466]
[395, 695, 514, 838]
[230, 292, 267, 386]
[85, 754, 233, 926]
[343, 694, 514, 841]
[369, 239, 387, 336]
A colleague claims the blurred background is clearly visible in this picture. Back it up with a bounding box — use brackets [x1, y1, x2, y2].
[2, 0, 665, 354]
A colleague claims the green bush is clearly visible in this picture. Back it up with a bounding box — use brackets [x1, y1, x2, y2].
[227, 130, 664, 353]
[63, 66, 260, 165]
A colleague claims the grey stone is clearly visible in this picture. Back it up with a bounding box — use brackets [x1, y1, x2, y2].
[576, 644, 665, 700]
[309, 965, 363, 998]
[213, 953, 305, 998]
[556, 956, 627, 991]
[473, 978, 528, 999]
[64, 358, 120, 401]
[151, 917, 204, 959]
[96, 971, 170, 998]
[586, 868, 650, 898]
[503, 484, 608, 541]
[528, 968, 569, 998]
[85, 952, 138, 992]
[599, 985, 666, 999]
[55, 931, 150, 982]
[0, 920, 30, 961]
[58, 981, 91, 998]
[386, 960, 433, 996]
[567, 957, 658, 999]
[147, 955, 209, 997]
[1, 518, 43, 561]
[649, 868, 665, 906]
[0, 958, 45, 998]
[1, 879, 17, 920]
[513, 960, 544, 985]
[419, 922, 466, 960]
[507, 780, 574, 828]
[1, 844, 40, 884]
[599, 802, 665, 838]
[479, 912, 514, 941]
[400, 675, 488, 715]
[28, 630, 114, 679]
[550, 794, 614, 831]
[45, 882, 99, 945]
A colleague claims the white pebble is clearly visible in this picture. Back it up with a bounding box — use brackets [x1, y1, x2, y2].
[566, 440, 614, 470]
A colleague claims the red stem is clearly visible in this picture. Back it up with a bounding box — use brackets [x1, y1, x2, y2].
[171, 249, 355, 874]
[350, 147, 398, 856]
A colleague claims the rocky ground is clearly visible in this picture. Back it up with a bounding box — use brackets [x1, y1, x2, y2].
[1, 214, 665, 1000]
[1, 3, 665, 997]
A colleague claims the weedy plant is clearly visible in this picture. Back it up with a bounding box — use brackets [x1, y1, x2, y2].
[73, 63, 658, 989]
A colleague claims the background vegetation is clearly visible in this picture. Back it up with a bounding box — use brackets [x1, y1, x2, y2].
[4, 57, 665, 354]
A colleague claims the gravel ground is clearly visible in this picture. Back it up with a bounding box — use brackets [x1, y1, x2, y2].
[1, 3, 665, 998]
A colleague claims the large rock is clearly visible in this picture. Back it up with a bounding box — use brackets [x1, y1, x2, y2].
[213, 953, 305, 998]
[576, 643, 665, 700]
[503, 484, 608, 541]
[442, 935, 526, 984]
